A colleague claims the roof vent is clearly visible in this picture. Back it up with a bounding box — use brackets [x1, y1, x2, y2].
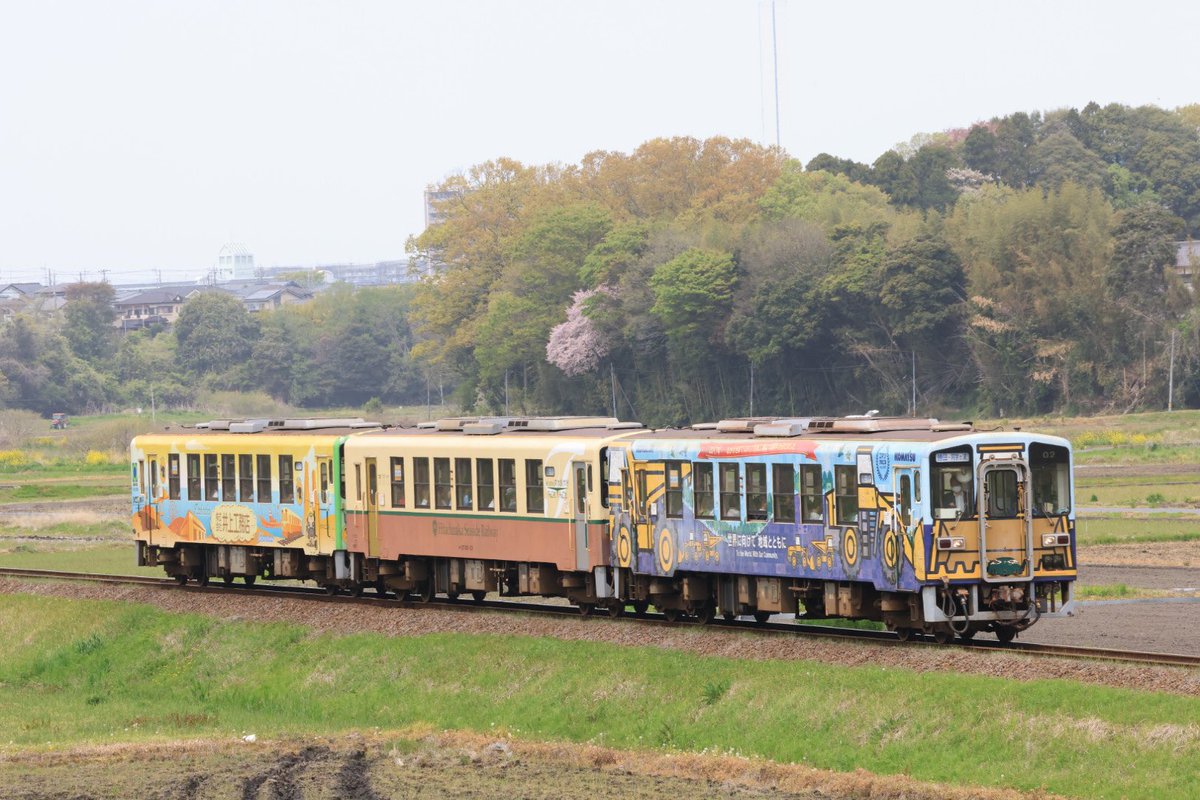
[714, 417, 777, 433]
[229, 419, 271, 433]
[277, 418, 367, 430]
[207, 420, 233, 431]
[753, 419, 815, 437]
[416, 422, 436, 429]
[690, 422, 719, 430]
[508, 416, 619, 431]
[433, 417, 479, 431]
[463, 422, 504, 435]
[606, 421, 644, 430]
[349, 421, 383, 429]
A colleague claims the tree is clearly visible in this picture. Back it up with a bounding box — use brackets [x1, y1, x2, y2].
[1107, 204, 1185, 318]
[649, 248, 737, 367]
[63, 282, 116, 362]
[174, 292, 259, 377]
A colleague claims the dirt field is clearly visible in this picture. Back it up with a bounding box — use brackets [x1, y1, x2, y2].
[0, 731, 1057, 800]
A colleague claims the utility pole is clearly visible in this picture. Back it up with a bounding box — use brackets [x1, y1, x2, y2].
[99, 269, 109, 283]
[749, 362, 755, 417]
[610, 363, 617, 418]
[911, 351, 917, 416]
[771, 0, 781, 148]
[1168, 329, 1176, 412]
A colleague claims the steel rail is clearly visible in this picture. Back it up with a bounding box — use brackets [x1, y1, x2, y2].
[3, 567, 1198, 669]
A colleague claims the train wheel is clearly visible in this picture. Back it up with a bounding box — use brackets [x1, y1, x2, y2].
[606, 603, 623, 619]
[894, 627, 915, 642]
[578, 603, 595, 617]
[222, 574, 235, 586]
[694, 604, 715, 625]
[447, 591, 460, 602]
[174, 574, 188, 586]
[195, 573, 209, 587]
[350, 585, 364, 598]
[995, 626, 1017, 644]
[471, 590, 486, 604]
[325, 584, 339, 596]
[722, 611, 736, 622]
[958, 627, 977, 642]
[753, 611, 771, 625]
[932, 628, 953, 645]
[632, 599, 650, 617]
[243, 575, 256, 587]
[661, 607, 681, 623]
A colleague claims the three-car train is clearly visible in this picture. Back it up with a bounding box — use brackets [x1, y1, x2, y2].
[131, 414, 1076, 641]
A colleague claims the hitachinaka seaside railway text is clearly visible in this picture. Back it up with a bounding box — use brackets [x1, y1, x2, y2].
[131, 415, 1076, 642]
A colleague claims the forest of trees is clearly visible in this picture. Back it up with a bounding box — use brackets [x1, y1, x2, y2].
[3, 102, 1199, 424]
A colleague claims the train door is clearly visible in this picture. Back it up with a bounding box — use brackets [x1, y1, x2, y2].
[631, 463, 652, 561]
[888, 466, 916, 584]
[979, 458, 1033, 582]
[573, 462, 589, 571]
[365, 458, 380, 557]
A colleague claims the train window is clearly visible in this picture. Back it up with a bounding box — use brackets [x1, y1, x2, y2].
[221, 454, 236, 501]
[746, 463, 767, 521]
[239, 454, 254, 501]
[719, 464, 741, 520]
[772, 463, 795, 523]
[985, 469, 1021, 519]
[692, 462, 714, 519]
[149, 458, 159, 499]
[390, 457, 405, 508]
[257, 455, 271, 503]
[456, 457, 473, 510]
[353, 464, 361, 501]
[413, 458, 431, 508]
[434, 458, 452, 509]
[498, 459, 517, 512]
[800, 465, 822, 523]
[1031, 445, 1070, 517]
[136, 460, 145, 496]
[279, 456, 294, 504]
[931, 448, 974, 520]
[186, 454, 201, 501]
[322, 462, 332, 505]
[898, 473, 912, 528]
[205, 455, 219, 501]
[834, 465, 858, 525]
[664, 462, 684, 518]
[364, 461, 374, 506]
[525, 459, 544, 514]
[168, 454, 181, 500]
[477, 459, 495, 511]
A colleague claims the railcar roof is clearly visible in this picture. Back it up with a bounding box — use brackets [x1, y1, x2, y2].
[355, 426, 628, 440]
[137, 427, 361, 437]
[629, 428, 1045, 444]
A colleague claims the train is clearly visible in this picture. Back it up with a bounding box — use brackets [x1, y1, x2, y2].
[130, 414, 1077, 642]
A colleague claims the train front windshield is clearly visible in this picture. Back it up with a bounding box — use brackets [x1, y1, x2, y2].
[1030, 444, 1071, 517]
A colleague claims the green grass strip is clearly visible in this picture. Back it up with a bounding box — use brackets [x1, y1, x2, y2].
[0, 594, 1196, 799]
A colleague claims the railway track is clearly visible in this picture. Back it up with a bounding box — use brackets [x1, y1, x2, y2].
[3, 566, 1198, 669]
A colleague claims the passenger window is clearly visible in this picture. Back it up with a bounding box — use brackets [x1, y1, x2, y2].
[525, 459, 544, 514]
[187, 454, 201, 501]
[898, 474, 912, 527]
[413, 458, 431, 508]
[434, 458, 452, 509]
[322, 462, 331, 504]
[664, 462, 683, 518]
[149, 458, 159, 499]
[239, 454, 254, 501]
[498, 459, 517, 512]
[800, 465, 822, 523]
[835, 465, 858, 525]
[354, 464, 361, 502]
[746, 463, 767, 521]
[205, 455, 219, 501]
[278, 456, 294, 504]
[456, 457, 473, 510]
[719, 464, 740, 520]
[221, 454, 236, 501]
[477, 459, 495, 511]
[390, 457, 405, 508]
[168, 454, 181, 500]
[692, 462, 714, 519]
[257, 455, 271, 503]
[772, 463, 795, 523]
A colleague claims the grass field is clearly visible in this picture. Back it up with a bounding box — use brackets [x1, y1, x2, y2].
[1074, 516, 1200, 546]
[0, 593, 1195, 800]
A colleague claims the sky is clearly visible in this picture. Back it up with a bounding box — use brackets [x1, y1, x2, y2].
[1, 0, 1198, 284]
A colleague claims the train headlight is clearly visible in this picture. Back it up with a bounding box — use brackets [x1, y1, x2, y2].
[1042, 534, 1071, 547]
[937, 537, 966, 550]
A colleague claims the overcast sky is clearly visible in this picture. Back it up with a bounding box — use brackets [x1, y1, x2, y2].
[2, 0, 1197, 284]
